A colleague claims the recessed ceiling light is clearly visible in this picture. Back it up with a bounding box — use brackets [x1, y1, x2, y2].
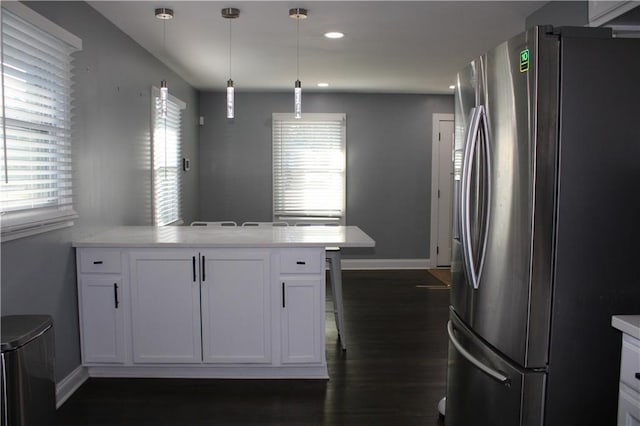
[317, 83, 329, 87]
[449, 85, 455, 90]
[324, 32, 344, 39]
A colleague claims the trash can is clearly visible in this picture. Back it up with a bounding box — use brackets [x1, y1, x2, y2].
[1, 315, 55, 426]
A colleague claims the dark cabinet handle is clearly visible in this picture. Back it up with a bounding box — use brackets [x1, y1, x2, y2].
[635, 373, 640, 381]
[282, 282, 285, 308]
[201, 256, 206, 282]
[192, 256, 196, 282]
[113, 283, 119, 309]
[296, 261, 306, 265]
[93, 261, 103, 265]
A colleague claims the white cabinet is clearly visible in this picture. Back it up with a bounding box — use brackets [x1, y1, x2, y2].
[619, 386, 640, 426]
[78, 276, 125, 363]
[129, 249, 272, 364]
[613, 316, 640, 426]
[75, 244, 328, 378]
[130, 251, 202, 363]
[279, 248, 325, 364]
[77, 249, 125, 364]
[281, 279, 323, 363]
[618, 335, 640, 425]
[200, 249, 271, 363]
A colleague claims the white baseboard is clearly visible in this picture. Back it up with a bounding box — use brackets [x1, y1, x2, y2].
[56, 365, 89, 408]
[86, 365, 328, 380]
[341, 258, 431, 270]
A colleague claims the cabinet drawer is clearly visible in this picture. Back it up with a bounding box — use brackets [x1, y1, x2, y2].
[280, 249, 323, 274]
[621, 336, 640, 394]
[79, 249, 122, 274]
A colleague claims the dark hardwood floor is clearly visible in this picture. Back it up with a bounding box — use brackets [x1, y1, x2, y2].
[56, 270, 450, 425]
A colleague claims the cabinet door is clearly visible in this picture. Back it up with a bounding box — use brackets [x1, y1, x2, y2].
[79, 276, 125, 363]
[130, 251, 202, 363]
[618, 389, 640, 426]
[201, 249, 271, 363]
[281, 279, 323, 364]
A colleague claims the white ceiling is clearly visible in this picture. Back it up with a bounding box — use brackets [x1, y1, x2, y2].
[88, 1, 546, 94]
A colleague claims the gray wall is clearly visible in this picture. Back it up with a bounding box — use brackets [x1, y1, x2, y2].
[1, 1, 198, 382]
[526, 1, 589, 28]
[199, 92, 453, 259]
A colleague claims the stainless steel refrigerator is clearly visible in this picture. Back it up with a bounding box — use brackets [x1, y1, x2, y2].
[445, 26, 640, 426]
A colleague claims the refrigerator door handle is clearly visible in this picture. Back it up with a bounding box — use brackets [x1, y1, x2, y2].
[460, 105, 491, 290]
[476, 105, 491, 286]
[461, 106, 480, 289]
[447, 320, 509, 384]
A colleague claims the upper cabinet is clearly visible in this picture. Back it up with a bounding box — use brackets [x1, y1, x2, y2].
[589, 1, 640, 28]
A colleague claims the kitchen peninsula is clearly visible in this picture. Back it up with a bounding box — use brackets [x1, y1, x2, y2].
[72, 226, 374, 379]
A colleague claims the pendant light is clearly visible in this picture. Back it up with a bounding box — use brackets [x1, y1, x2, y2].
[222, 8, 240, 119]
[289, 8, 307, 119]
[155, 8, 173, 119]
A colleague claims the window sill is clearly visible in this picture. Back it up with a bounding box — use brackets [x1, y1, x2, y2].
[1, 210, 78, 243]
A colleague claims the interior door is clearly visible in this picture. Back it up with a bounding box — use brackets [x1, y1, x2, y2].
[436, 119, 454, 267]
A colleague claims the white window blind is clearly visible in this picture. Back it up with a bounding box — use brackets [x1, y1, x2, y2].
[1, 3, 82, 241]
[152, 88, 185, 226]
[272, 113, 346, 223]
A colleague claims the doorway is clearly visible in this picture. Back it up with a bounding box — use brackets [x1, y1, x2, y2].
[430, 113, 454, 267]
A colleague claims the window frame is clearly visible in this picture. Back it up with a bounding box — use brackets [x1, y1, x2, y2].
[272, 112, 347, 225]
[0, 2, 82, 242]
[151, 86, 186, 226]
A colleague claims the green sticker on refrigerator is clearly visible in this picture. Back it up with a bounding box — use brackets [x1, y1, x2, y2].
[520, 48, 530, 73]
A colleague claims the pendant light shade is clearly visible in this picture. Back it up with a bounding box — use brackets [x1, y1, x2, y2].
[289, 8, 307, 119]
[155, 8, 173, 119]
[160, 80, 169, 119]
[294, 80, 302, 119]
[222, 8, 240, 119]
[227, 79, 235, 119]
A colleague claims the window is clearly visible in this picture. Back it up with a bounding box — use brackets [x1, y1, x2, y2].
[272, 113, 346, 224]
[152, 87, 185, 226]
[0, 3, 82, 241]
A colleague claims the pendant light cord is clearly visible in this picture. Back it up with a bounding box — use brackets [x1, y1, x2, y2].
[229, 18, 232, 80]
[163, 18, 168, 180]
[163, 18, 167, 62]
[296, 16, 300, 80]
[1, 13, 8, 184]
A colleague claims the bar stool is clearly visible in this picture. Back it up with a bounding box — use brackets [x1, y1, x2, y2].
[190, 221, 238, 227]
[296, 223, 347, 350]
[241, 221, 289, 227]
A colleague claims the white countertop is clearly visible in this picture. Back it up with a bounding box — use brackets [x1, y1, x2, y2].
[72, 225, 376, 249]
[612, 315, 640, 340]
